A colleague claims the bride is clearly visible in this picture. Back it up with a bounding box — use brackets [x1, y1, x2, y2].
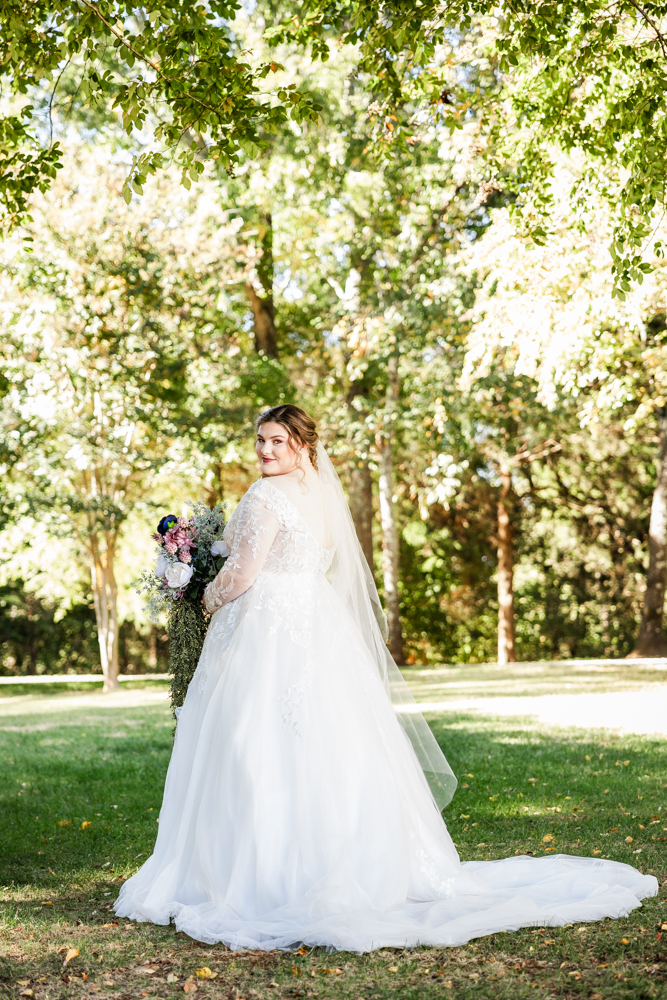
[115, 404, 656, 951]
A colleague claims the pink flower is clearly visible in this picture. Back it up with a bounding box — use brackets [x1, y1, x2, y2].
[152, 532, 164, 545]
[179, 548, 192, 563]
[164, 540, 178, 555]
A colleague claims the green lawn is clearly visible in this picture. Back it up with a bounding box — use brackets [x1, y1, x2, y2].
[1, 679, 666, 999]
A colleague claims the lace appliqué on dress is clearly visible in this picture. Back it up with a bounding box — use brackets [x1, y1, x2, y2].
[415, 845, 457, 899]
[280, 680, 307, 737]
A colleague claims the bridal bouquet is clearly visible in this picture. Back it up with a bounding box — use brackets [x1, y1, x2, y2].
[136, 502, 227, 711]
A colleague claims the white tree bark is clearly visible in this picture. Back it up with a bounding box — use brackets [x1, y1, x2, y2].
[89, 533, 120, 692]
[497, 460, 516, 665]
[377, 355, 405, 665]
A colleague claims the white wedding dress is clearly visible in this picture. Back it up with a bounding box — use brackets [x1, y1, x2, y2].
[115, 447, 656, 951]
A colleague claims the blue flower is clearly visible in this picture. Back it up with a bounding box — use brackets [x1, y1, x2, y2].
[157, 514, 178, 536]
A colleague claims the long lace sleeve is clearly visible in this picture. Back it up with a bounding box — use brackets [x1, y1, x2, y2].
[203, 484, 279, 614]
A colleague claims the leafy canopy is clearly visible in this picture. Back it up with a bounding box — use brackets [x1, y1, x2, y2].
[2, 1, 667, 286]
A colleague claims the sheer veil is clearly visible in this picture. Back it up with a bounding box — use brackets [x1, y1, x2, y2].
[316, 442, 457, 810]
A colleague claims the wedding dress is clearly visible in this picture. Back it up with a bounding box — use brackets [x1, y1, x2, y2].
[115, 445, 657, 951]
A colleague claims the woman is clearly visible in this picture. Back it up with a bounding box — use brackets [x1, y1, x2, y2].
[115, 405, 656, 951]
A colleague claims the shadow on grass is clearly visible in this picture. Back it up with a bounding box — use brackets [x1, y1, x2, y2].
[1, 701, 667, 998]
[2, 702, 666, 887]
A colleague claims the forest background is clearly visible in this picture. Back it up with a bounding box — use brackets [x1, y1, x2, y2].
[3, 0, 667, 688]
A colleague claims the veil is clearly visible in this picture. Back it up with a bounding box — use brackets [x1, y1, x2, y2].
[316, 442, 457, 810]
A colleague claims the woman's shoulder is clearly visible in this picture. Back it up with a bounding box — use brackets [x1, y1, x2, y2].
[236, 477, 283, 515]
[249, 477, 301, 523]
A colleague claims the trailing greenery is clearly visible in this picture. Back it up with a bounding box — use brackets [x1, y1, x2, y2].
[167, 596, 209, 710]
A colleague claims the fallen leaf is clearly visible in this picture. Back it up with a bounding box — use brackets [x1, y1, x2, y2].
[661, 923, 667, 931]
[195, 967, 217, 979]
[388, 966, 398, 972]
[81, 821, 92, 830]
[621, 937, 630, 944]
[41, 901, 53, 905]
[63, 948, 80, 967]
[542, 834, 555, 843]
[625, 836, 633, 843]
[102, 922, 118, 928]
[103, 981, 115, 987]
[568, 971, 581, 979]
[592, 848, 601, 855]
[20, 991, 33, 997]
[296, 945, 309, 956]
[58, 820, 72, 826]
[183, 976, 198, 993]
[166, 974, 178, 983]
[17, 981, 30, 986]
[443, 981, 453, 989]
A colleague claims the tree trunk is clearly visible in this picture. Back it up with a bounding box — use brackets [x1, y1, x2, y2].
[629, 407, 667, 657]
[497, 461, 516, 665]
[348, 458, 374, 571]
[148, 625, 158, 671]
[377, 355, 405, 665]
[25, 590, 38, 675]
[89, 533, 120, 692]
[206, 461, 225, 509]
[245, 211, 278, 358]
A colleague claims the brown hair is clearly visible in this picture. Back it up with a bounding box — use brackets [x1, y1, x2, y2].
[256, 405, 319, 471]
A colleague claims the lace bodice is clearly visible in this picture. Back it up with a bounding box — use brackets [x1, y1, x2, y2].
[203, 479, 334, 614]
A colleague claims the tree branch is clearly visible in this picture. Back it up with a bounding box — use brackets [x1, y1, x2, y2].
[77, 0, 231, 117]
[626, 0, 667, 60]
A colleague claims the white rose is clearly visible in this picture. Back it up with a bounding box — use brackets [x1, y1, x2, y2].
[165, 561, 194, 589]
[210, 539, 230, 558]
[155, 552, 170, 578]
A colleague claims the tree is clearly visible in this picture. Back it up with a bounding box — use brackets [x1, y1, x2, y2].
[461, 166, 667, 658]
[5, 0, 667, 296]
[0, 142, 241, 689]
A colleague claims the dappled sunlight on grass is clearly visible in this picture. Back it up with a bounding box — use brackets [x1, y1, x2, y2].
[1, 676, 666, 998]
[403, 657, 667, 700]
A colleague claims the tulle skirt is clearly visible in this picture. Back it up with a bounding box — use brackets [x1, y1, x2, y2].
[115, 571, 657, 951]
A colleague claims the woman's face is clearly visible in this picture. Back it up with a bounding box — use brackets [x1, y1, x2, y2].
[255, 421, 307, 476]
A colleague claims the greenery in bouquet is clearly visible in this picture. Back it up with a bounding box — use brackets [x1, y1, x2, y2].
[136, 502, 227, 711]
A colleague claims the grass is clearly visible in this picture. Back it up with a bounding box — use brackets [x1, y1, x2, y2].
[1, 677, 667, 1000]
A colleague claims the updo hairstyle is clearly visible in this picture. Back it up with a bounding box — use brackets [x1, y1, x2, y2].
[256, 405, 319, 471]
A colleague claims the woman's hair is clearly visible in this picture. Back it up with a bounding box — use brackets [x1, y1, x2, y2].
[256, 405, 319, 471]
